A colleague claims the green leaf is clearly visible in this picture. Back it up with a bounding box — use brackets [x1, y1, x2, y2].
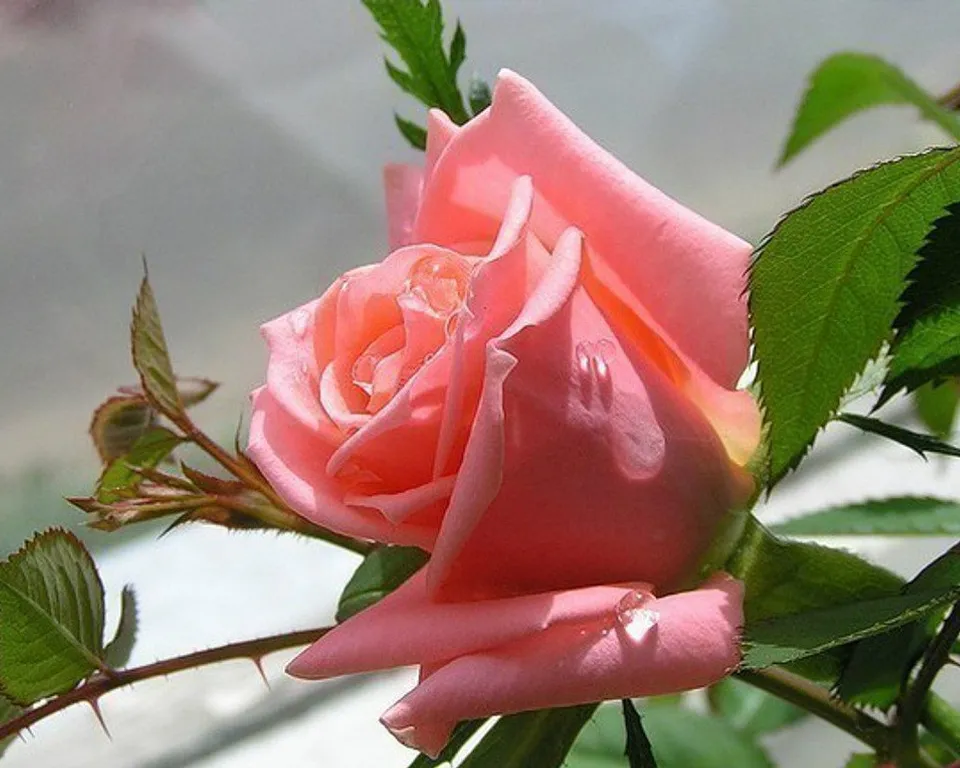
[879, 204, 960, 400]
[469, 76, 492, 115]
[844, 755, 879, 768]
[914, 381, 960, 438]
[448, 21, 466, 77]
[0, 530, 106, 705]
[707, 677, 807, 736]
[727, 516, 903, 679]
[621, 699, 657, 768]
[837, 545, 960, 709]
[459, 705, 597, 768]
[96, 427, 184, 504]
[407, 720, 485, 767]
[569, 702, 773, 768]
[773, 496, 960, 537]
[780, 52, 960, 166]
[893, 203, 960, 332]
[749, 147, 960, 483]
[88, 395, 153, 464]
[741, 584, 960, 669]
[362, 0, 469, 124]
[838, 413, 960, 459]
[336, 546, 429, 622]
[395, 113, 428, 150]
[104, 585, 138, 669]
[131, 268, 182, 418]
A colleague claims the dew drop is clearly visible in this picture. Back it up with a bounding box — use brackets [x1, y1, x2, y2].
[408, 254, 469, 314]
[596, 338, 616, 363]
[290, 309, 311, 339]
[593, 354, 610, 383]
[615, 590, 659, 642]
[575, 341, 594, 377]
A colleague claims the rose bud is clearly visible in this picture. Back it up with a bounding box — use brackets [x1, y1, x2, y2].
[248, 70, 761, 756]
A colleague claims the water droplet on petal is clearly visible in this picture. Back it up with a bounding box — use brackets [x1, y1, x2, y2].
[290, 309, 311, 338]
[592, 354, 609, 383]
[575, 341, 594, 377]
[408, 253, 470, 314]
[596, 338, 616, 363]
[616, 590, 659, 642]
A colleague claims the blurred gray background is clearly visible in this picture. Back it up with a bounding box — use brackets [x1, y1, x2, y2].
[2, 1, 960, 766]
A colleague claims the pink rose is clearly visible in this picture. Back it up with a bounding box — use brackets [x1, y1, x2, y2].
[248, 70, 760, 756]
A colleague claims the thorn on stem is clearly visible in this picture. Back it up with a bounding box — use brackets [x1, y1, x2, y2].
[88, 699, 111, 739]
[251, 656, 270, 690]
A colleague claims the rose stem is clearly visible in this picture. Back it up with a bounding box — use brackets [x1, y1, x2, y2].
[0, 626, 331, 742]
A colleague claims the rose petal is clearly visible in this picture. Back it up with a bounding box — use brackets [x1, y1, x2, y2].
[416, 69, 752, 389]
[426, 227, 585, 596]
[425, 109, 459, 185]
[345, 476, 457, 526]
[427, 232, 750, 600]
[261, 295, 342, 445]
[247, 386, 433, 547]
[384, 164, 424, 250]
[288, 568, 655, 680]
[381, 574, 744, 756]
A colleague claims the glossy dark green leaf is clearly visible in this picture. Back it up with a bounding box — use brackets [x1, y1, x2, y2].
[742, 585, 960, 669]
[568, 702, 773, 768]
[728, 516, 903, 679]
[131, 269, 182, 418]
[459, 705, 597, 768]
[773, 496, 960, 537]
[837, 545, 960, 709]
[707, 677, 807, 736]
[336, 546, 429, 622]
[839, 413, 960, 459]
[879, 204, 960, 401]
[780, 52, 960, 166]
[749, 147, 960, 483]
[0, 530, 105, 705]
[104, 585, 138, 669]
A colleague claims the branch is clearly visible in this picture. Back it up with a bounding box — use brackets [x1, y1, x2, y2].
[897, 601, 960, 764]
[0, 626, 332, 741]
[738, 667, 891, 754]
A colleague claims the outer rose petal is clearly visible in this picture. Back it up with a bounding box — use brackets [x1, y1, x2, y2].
[427, 230, 750, 600]
[380, 574, 744, 757]
[384, 164, 423, 250]
[287, 569, 652, 680]
[415, 69, 751, 389]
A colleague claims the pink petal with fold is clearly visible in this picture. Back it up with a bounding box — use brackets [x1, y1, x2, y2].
[247, 387, 433, 548]
[380, 574, 744, 756]
[416, 69, 751, 389]
[426, 227, 584, 596]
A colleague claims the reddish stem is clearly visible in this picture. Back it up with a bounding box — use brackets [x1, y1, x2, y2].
[0, 626, 331, 742]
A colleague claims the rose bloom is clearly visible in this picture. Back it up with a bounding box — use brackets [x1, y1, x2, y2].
[247, 70, 761, 756]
